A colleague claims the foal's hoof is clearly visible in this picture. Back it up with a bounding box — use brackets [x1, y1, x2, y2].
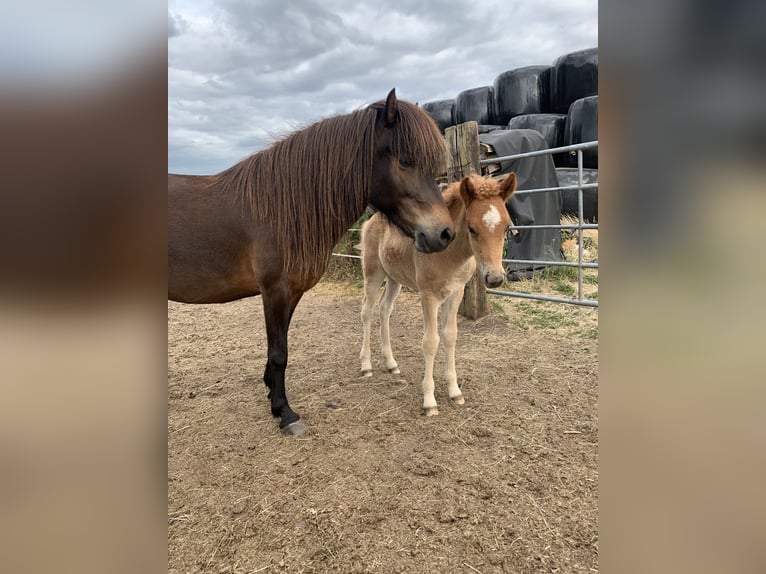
[451, 394, 465, 405]
[387, 367, 400, 375]
[281, 420, 310, 436]
[361, 369, 373, 378]
[423, 407, 439, 417]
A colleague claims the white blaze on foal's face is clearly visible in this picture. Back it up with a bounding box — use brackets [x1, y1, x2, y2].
[481, 204, 502, 232]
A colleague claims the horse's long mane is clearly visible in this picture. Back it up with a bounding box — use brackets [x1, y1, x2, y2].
[216, 99, 447, 281]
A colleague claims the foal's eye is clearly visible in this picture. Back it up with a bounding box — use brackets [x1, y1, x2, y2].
[468, 226, 477, 236]
[399, 158, 414, 169]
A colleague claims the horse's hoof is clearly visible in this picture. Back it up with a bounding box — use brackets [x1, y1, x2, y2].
[281, 420, 310, 436]
[451, 395, 465, 405]
[388, 367, 400, 374]
[423, 407, 439, 417]
[361, 369, 373, 378]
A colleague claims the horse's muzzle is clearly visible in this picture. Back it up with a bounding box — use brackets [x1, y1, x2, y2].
[414, 226, 454, 253]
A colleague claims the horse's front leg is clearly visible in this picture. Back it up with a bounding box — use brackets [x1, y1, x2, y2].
[261, 284, 307, 435]
[263, 290, 303, 398]
[420, 293, 441, 416]
[440, 290, 465, 405]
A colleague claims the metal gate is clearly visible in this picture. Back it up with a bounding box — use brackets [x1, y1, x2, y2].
[482, 140, 598, 308]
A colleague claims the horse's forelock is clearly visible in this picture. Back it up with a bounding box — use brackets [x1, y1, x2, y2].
[389, 101, 448, 176]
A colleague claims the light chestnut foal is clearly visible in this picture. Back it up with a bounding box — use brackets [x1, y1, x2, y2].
[359, 173, 517, 415]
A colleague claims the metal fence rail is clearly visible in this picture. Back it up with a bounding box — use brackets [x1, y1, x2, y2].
[331, 140, 598, 309]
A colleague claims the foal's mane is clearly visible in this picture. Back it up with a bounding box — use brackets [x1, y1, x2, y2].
[217, 99, 447, 281]
[444, 174, 507, 202]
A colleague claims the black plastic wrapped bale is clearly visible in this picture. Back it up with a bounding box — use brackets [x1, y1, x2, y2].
[550, 47, 598, 114]
[507, 113, 567, 166]
[562, 95, 598, 168]
[421, 99, 455, 132]
[555, 168, 598, 222]
[493, 65, 552, 125]
[479, 129, 562, 280]
[477, 125, 507, 134]
[455, 86, 495, 126]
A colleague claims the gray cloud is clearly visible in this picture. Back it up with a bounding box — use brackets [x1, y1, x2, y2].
[168, 0, 597, 174]
[168, 13, 185, 38]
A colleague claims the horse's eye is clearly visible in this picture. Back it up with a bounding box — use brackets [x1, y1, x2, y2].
[399, 158, 414, 169]
[468, 226, 477, 236]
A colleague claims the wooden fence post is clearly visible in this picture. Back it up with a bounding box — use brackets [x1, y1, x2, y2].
[444, 122, 487, 320]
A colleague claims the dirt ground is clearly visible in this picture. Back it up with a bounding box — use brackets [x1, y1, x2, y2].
[168, 279, 598, 574]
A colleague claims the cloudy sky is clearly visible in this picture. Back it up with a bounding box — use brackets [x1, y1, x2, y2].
[168, 0, 597, 174]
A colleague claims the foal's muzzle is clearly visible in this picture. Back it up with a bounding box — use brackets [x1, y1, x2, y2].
[483, 269, 505, 288]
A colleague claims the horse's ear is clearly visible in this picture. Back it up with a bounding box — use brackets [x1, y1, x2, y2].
[500, 172, 517, 201]
[384, 88, 398, 127]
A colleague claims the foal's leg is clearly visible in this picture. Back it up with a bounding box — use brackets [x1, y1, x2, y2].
[360, 264, 386, 377]
[420, 293, 442, 416]
[261, 283, 307, 435]
[379, 280, 402, 374]
[440, 290, 465, 405]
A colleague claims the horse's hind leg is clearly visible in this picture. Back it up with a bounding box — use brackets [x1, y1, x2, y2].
[360, 255, 386, 377]
[379, 279, 402, 374]
[440, 290, 465, 405]
[261, 284, 307, 435]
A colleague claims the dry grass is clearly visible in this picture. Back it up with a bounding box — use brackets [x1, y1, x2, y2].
[560, 215, 598, 264]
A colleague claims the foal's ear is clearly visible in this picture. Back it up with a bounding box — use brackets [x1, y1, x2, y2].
[500, 172, 517, 201]
[384, 88, 398, 127]
[445, 185, 466, 219]
[459, 176, 476, 206]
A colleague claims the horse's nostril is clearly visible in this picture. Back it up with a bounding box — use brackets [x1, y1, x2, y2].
[441, 227, 454, 244]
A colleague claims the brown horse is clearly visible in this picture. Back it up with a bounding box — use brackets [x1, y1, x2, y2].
[359, 173, 516, 415]
[169, 90, 454, 435]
